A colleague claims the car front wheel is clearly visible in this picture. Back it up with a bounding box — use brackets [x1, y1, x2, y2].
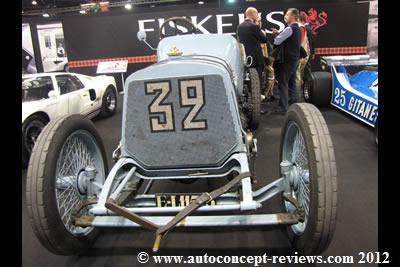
[26, 114, 108, 255]
[280, 103, 337, 255]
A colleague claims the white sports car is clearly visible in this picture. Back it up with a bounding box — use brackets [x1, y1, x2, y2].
[22, 72, 118, 167]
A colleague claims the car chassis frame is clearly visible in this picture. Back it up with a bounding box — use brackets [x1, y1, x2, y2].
[73, 141, 305, 251]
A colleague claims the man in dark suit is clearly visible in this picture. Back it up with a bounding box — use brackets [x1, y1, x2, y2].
[270, 8, 301, 114]
[237, 7, 270, 85]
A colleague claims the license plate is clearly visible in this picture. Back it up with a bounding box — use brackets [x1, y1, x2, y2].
[155, 194, 216, 207]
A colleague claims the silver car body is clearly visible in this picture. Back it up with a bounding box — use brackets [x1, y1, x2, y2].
[121, 34, 248, 174]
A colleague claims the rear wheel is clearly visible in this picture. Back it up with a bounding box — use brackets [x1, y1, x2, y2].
[303, 72, 332, 106]
[246, 68, 261, 130]
[280, 103, 337, 255]
[26, 114, 108, 255]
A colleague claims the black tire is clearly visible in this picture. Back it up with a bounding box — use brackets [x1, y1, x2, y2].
[100, 86, 117, 117]
[303, 72, 332, 106]
[280, 103, 337, 255]
[374, 119, 378, 145]
[22, 114, 48, 169]
[26, 114, 108, 255]
[247, 68, 261, 130]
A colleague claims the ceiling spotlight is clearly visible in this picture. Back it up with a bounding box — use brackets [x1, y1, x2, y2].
[125, 3, 132, 10]
[150, 4, 155, 8]
[228, 0, 235, 3]
[79, 10, 86, 14]
[42, 13, 49, 17]
[32, 1, 37, 5]
[198, 1, 204, 4]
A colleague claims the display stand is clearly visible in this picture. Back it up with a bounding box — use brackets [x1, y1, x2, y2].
[96, 60, 128, 94]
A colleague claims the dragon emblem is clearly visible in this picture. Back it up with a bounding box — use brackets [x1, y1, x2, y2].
[300, 8, 328, 35]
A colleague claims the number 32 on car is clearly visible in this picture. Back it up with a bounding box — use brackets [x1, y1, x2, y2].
[145, 78, 207, 132]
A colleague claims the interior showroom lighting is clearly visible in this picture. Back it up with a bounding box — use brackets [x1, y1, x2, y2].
[32, 0, 37, 5]
[198, 1, 204, 4]
[228, 0, 235, 3]
[125, 3, 132, 10]
[79, 10, 86, 14]
[42, 13, 49, 17]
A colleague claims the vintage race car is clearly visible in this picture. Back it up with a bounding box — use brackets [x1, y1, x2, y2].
[303, 55, 378, 143]
[22, 72, 118, 167]
[26, 17, 337, 256]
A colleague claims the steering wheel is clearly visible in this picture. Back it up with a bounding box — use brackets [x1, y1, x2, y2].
[159, 17, 198, 39]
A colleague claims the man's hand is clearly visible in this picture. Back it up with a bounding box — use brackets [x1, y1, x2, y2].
[256, 17, 261, 26]
[271, 28, 279, 35]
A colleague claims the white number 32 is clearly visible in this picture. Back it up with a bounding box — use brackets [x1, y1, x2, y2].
[145, 79, 207, 132]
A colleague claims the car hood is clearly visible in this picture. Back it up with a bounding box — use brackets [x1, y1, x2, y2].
[22, 100, 49, 123]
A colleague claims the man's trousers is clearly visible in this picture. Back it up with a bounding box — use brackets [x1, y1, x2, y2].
[275, 59, 299, 111]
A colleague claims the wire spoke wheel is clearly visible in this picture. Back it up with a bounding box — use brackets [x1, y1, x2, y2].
[26, 115, 108, 255]
[55, 130, 105, 236]
[282, 121, 310, 235]
[279, 103, 337, 255]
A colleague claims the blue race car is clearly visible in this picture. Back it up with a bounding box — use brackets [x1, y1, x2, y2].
[303, 55, 378, 143]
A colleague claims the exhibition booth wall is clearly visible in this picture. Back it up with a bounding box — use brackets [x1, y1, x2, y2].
[22, 1, 370, 91]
